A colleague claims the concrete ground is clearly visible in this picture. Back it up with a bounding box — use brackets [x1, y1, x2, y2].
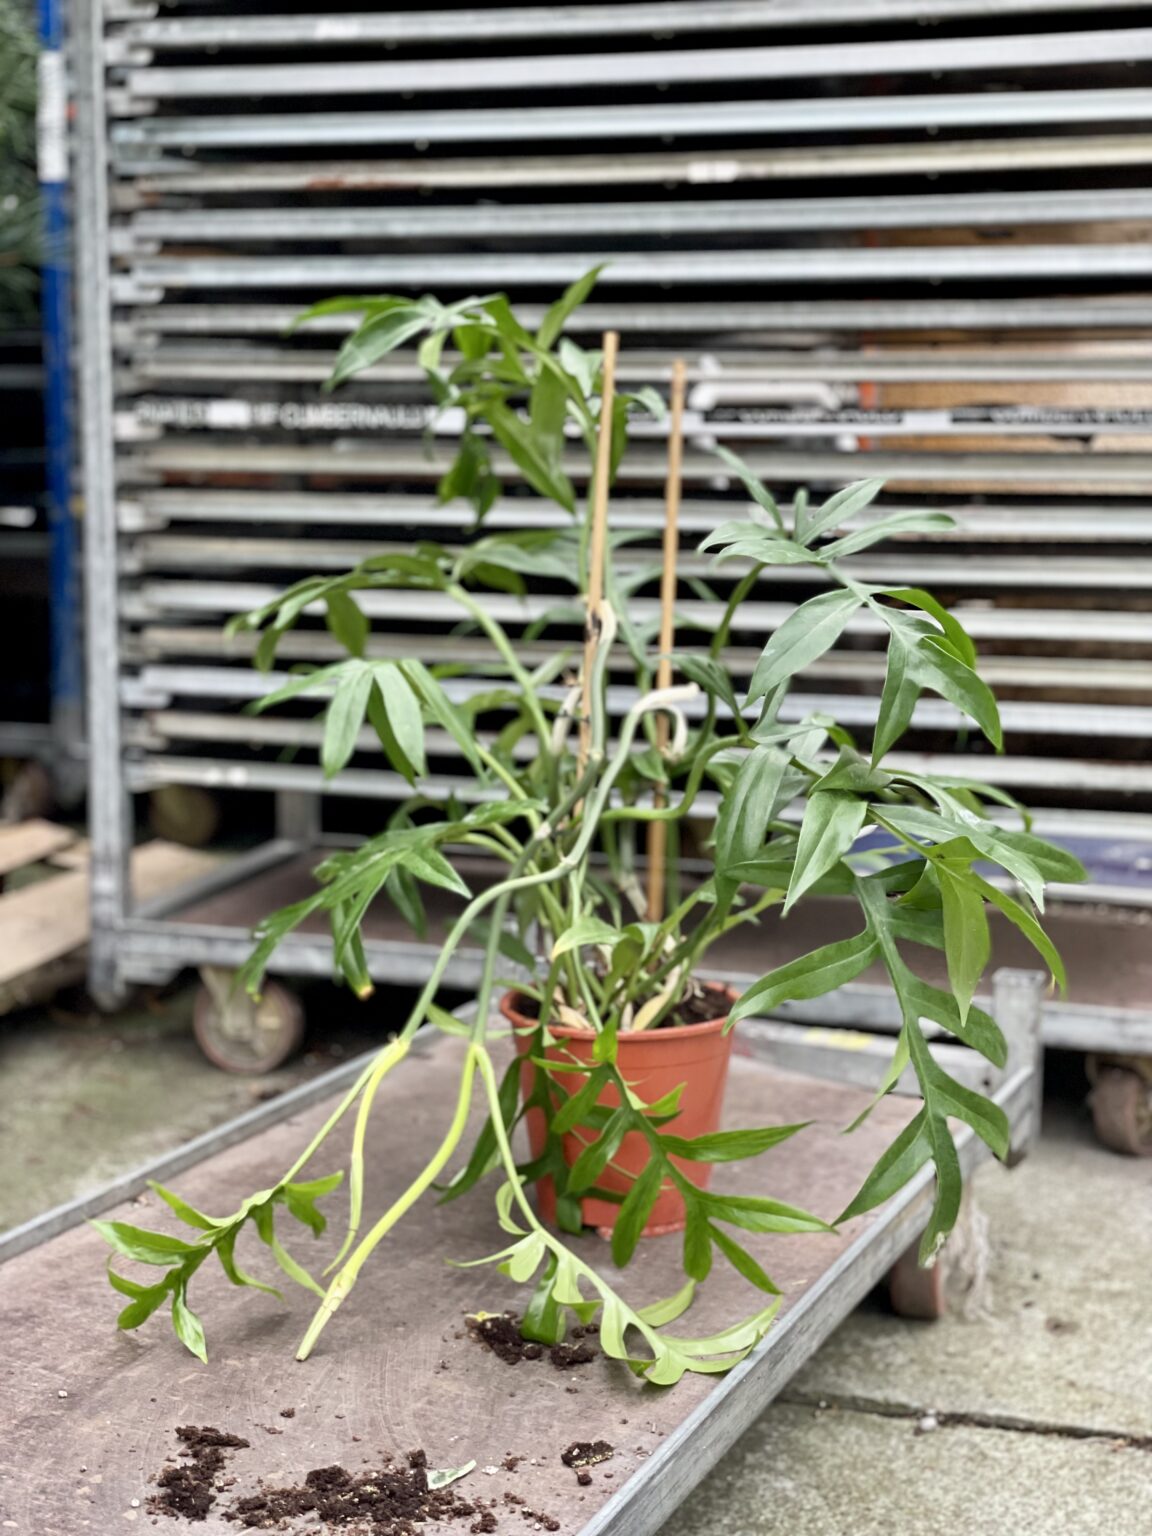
[2, 992, 1149, 1533]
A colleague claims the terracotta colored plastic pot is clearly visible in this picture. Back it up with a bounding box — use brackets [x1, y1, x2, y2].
[504, 984, 737, 1236]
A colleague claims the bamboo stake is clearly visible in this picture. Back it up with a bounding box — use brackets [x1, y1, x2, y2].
[578, 330, 619, 773]
[646, 358, 688, 923]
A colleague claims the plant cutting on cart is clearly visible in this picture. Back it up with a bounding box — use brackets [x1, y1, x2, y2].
[97, 273, 1083, 1384]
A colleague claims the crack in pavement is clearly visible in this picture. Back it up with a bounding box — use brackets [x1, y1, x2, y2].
[780, 1390, 1152, 1452]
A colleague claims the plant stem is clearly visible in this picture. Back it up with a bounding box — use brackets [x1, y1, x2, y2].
[296, 1046, 480, 1360]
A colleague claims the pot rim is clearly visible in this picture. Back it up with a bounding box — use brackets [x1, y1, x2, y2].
[500, 983, 736, 1043]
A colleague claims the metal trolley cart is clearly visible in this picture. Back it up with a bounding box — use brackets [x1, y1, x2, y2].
[76, 2, 1152, 1137]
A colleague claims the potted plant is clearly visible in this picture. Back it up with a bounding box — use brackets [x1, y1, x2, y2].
[98, 274, 1081, 1385]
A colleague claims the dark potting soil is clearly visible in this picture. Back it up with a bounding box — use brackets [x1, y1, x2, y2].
[560, 1440, 615, 1471]
[150, 1425, 251, 1522]
[224, 1449, 489, 1534]
[468, 1312, 599, 1370]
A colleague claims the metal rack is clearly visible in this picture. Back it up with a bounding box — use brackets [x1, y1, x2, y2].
[77, 1, 1152, 1069]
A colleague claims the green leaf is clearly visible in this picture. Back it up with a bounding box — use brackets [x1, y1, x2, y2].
[904, 976, 1006, 1067]
[400, 660, 486, 776]
[872, 623, 920, 762]
[567, 1107, 630, 1192]
[729, 930, 879, 1023]
[747, 589, 862, 703]
[322, 664, 373, 778]
[427, 1462, 477, 1492]
[881, 587, 976, 668]
[635, 1279, 697, 1328]
[324, 590, 368, 658]
[486, 399, 576, 511]
[660, 1122, 810, 1162]
[682, 1200, 713, 1282]
[611, 1161, 663, 1268]
[440, 1055, 522, 1204]
[519, 1257, 567, 1346]
[972, 875, 1068, 992]
[327, 305, 432, 388]
[171, 1285, 208, 1364]
[109, 1269, 173, 1330]
[713, 746, 798, 911]
[371, 662, 427, 779]
[253, 1205, 324, 1298]
[551, 916, 621, 958]
[801, 478, 887, 543]
[699, 521, 811, 565]
[710, 444, 785, 532]
[91, 1221, 204, 1267]
[282, 1172, 345, 1238]
[708, 1224, 780, 1295]
[913, 637, 1003, 751]
[147, 1183, 222, 1231]
[536, 264, 606, 349]
[215, 1227, 282, 1299]
[994, 832, 1087, 887]
[673, 653, 743, 724]
[819, 510, 954, 558]
[551, 1065, 611, 1137]
[785, 792, 868, 913]
[699, 1191, 831, 1235]
[838, 1107, 932, 1223]
[936, 860, 991, 1029]
[288, 294, 409, 333]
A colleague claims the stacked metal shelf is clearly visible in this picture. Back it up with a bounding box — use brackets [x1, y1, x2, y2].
[77, 0, 1152, 1044]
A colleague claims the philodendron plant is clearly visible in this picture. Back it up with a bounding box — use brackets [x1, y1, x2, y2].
[99, 274, 1082, 1384]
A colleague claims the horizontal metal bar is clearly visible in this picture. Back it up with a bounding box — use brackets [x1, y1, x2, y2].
[127, 659, 1152, 738]
[127, 187, 1152, 244]
[121, 134, 1152, 196]
[130, 536, 1152, 591]
[128, 727, 1152, 803]
[133, 637, 1152, 695]
[128, 579, 1152, 645]
[125, 489, 1152, 542]
[128, 246, 1152, 290]
[129, 439, 1152, 489]
[117, 0, 1152, 50]
[123, 29, 1152, 99]
[110, 89, 1152, 149]
[122, 299, 1152, 336]
[129, 346, 1152, 386]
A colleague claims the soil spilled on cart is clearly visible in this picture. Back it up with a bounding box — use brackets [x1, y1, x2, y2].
[224, 1449, 491, 1533]
[468, 1312, 599, 1369]
[150, 1425, 250, 1522]
[149, 1434, 509, 1534]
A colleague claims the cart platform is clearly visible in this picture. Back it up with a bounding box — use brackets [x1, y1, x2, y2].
[0, 990, 1041, 1536]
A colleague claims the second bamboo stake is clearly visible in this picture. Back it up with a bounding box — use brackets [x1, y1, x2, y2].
[646, 358, 688, 923]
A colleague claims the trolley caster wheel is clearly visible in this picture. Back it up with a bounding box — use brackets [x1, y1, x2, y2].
[192, 967, 305, 1074]
[1089, 1067, 1152, 1157]
[149, 784, 221, 848]
[888, 1247, 948, 1320]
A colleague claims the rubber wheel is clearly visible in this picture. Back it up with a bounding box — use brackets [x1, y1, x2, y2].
[192, 975, 305, 1074]
[149, 784, 221, 848]
[888, 1247, 948, 1320]
[1090, 1067, 1152, 1156]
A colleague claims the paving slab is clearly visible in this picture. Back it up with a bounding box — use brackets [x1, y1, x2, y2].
[661, 1399, 1151, 1536]
[786, 1103, 1152, 1439]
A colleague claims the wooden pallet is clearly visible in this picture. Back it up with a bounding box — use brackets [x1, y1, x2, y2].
[0, 829, 218, 1014]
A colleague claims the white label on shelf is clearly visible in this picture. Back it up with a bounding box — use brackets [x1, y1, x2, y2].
[37, 51, 68, 185]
